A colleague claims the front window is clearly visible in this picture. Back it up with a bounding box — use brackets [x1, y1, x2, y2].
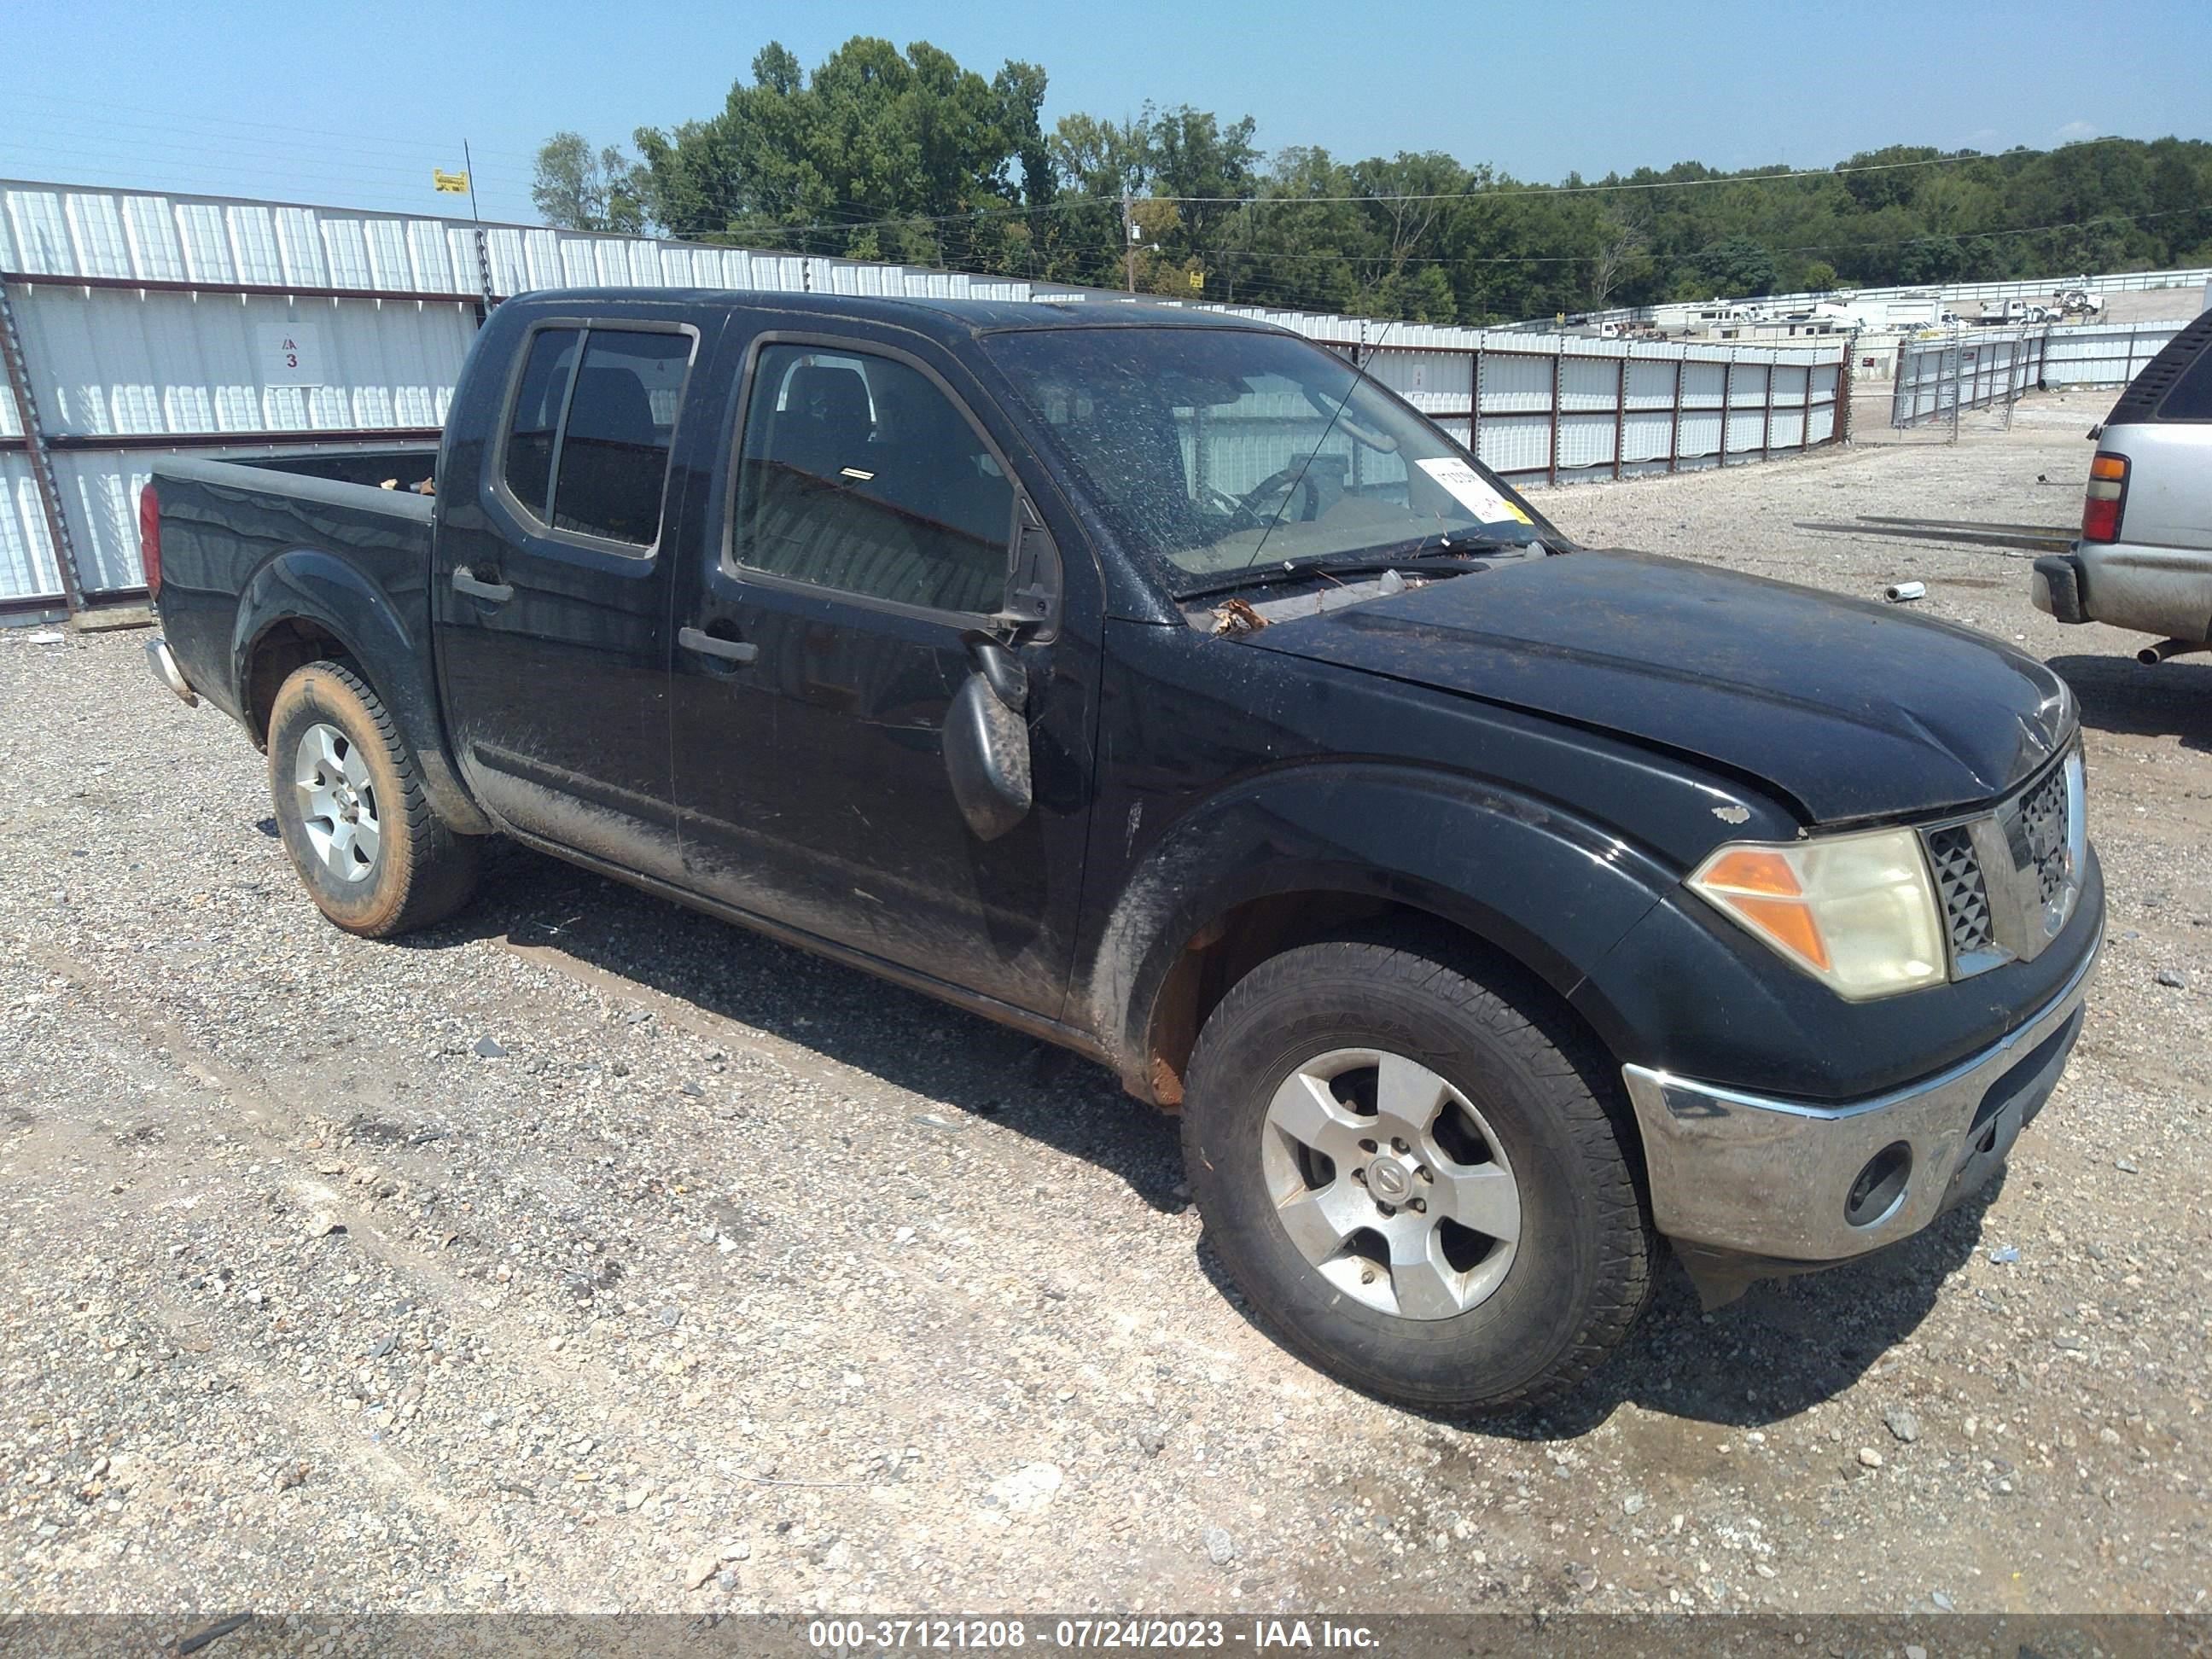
[731, 343, 1015, 616]
[981, 326, 1541, 597]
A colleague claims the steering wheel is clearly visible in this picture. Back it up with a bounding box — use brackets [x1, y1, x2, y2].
[1205, 468, 1313, 531]
[1198, 481, 1271, 532]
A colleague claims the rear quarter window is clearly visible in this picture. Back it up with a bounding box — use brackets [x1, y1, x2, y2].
[502, 327, 579, 515]
[552, 331, 693, 545]
[2157, 336, 2212, 422]
[497, 322, 696, 551]
[2106, 311, 2212, 426]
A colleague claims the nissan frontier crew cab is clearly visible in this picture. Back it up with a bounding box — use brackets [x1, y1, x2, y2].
[142, 291, 2103, 1412]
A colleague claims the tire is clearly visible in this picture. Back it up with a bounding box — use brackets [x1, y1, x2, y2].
[1181, 937, 1653, 1413]
[266, 660, 481, 938]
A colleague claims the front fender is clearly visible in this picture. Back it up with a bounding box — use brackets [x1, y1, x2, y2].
[232, 550, 488, 834]
[1083, 762, 1685, 1094]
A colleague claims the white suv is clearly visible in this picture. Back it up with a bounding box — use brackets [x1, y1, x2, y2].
[2034, 309, 2212, 658]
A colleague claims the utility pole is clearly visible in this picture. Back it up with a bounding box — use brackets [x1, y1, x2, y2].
[1122, 191, 1136, 294]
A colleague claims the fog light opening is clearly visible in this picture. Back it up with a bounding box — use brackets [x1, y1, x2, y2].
[1845, 1141, 1912, 1228]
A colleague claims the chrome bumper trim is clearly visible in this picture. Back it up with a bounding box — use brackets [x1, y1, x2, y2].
[145, 635, 197, 707]
[1621, 924, 2100, 1263]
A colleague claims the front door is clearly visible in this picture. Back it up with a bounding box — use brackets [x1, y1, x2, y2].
[434, 310, 710, 888]
[667, 329, 1093, 1016]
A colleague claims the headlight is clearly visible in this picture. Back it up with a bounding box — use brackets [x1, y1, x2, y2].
[1689, 827, 1947, 1001]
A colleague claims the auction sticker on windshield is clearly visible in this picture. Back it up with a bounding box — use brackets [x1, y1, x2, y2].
[1417, 457, 1533, 525]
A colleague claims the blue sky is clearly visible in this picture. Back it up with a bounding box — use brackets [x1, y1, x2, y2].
[2, 0, 2206, 226]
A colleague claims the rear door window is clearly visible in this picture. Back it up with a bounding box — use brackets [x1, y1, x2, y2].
[502, 327, 579, 515]
[499, 323, 695, 550]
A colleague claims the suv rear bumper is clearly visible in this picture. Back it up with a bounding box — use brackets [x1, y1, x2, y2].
[1621, 920, 2099, 1275]
[2034, 541, 2212, 641]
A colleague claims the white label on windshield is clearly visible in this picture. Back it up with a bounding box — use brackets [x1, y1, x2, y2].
[1417, 457, 1533, 524]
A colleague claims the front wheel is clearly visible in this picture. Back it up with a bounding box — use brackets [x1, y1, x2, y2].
[267, 661, 480, 938]
[1181, 938, 1653, 1412]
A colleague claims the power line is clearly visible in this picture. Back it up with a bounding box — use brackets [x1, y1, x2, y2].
[0, 90, 544, 164]
[0, 144, 533, 206]
[0, 118, 534, 193]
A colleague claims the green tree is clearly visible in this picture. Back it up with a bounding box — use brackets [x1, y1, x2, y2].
[547, 46, 2212, 323]
[531, 132, 652, 233]
[629, 37, 1049, 271]
[1692, 234, 1780, 297]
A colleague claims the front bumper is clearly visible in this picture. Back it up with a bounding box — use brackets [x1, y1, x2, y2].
[1621, 921, 2099, 1270]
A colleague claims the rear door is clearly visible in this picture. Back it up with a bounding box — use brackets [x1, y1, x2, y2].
[434, 308, 714, 886]
[665, 322, 1097, 1016]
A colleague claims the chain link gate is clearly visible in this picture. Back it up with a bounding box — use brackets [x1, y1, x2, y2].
[1889, 327, 2049, 439]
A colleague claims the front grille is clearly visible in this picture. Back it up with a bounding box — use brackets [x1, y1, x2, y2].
[1926, 824, 1994, 958]
[1920, 752, 2081, 979]
[2017, 763, 2070, 909]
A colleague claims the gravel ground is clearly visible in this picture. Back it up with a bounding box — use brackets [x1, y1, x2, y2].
[2, 391, 2206, 1621]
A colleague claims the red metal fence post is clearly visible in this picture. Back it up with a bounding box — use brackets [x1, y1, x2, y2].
[1548, 352, 1563, 486]
[1668, 358, 1683, 474]
[1470, 346, 1482, 463]
[1719, 352, 1734, 469]
[1761, 358, 1775, 461]
[1612, 355, 1627, 480]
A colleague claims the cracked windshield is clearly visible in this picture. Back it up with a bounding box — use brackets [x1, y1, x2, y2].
[983, 327, 1540, 593]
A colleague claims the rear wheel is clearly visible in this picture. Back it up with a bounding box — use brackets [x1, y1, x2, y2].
[1181, 938, 1653, 1412]
[267, 661, 480, 938]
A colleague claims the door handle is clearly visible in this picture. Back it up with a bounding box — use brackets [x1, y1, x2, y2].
[451, 565, 514, 603]
[678, 625, 759, 665]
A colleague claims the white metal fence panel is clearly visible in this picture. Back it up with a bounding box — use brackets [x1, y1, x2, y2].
[2038, 322, 2182, 387]
[10, 284, 471, 439]
[1, 453, 64, 598]
[1893, 322, 2180, 426]
[1675, 362, 1728, 465]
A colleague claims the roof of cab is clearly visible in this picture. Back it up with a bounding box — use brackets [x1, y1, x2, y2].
[500, 288, 1289, 343]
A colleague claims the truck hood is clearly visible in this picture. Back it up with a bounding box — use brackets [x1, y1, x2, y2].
[1245, 548, 2073, 823]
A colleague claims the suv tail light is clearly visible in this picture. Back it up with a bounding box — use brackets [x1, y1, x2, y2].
[138, 482, 161, 597]
[2081, 452, 2128, 544]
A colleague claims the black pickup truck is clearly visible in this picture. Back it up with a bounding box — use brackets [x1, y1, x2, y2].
[143, 291, 2103, 1411]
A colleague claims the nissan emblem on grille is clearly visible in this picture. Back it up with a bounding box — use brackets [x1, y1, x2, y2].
[2020, 765, 2075, 934]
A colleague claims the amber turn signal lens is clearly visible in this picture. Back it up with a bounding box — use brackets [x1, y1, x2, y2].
[1695, 847, 1802, 898]
[1723, 894, 1832, 971]
[1688, 829, 1947, 1001]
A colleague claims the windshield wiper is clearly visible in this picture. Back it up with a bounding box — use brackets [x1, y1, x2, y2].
[1345, 528, 1540, 562]
[1173, 541, 1512, 604]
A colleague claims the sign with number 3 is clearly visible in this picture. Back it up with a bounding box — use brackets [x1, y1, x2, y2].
[259, 323, 324, 387]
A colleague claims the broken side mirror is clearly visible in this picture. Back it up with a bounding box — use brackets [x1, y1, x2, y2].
[942, 632, 1033, 841]
[997, 498, 1062, 637]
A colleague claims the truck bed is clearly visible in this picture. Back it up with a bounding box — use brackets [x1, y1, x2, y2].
[149, 451, 441, 737]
